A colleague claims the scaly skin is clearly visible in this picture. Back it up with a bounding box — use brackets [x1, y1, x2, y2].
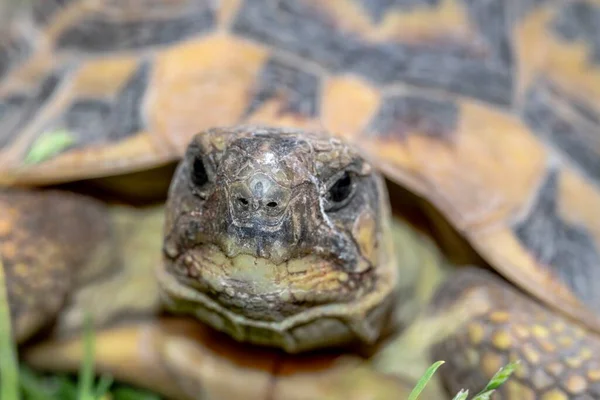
[0, 189, 112, 342]
[160, 126, 398, 353]
[429, 268, 600, 399]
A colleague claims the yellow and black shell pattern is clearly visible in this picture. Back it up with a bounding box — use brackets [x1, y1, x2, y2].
[1, 0, 600, 356]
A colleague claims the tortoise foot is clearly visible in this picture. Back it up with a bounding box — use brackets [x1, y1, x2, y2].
[430, 268, 600, 399]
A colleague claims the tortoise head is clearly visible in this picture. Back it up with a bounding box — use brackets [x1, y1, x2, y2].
[159, 126, 398, 352]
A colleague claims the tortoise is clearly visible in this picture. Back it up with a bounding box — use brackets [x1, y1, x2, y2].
[1, 0, 600, 399]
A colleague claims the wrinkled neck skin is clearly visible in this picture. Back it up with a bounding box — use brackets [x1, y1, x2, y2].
[158, 126, 398, 353]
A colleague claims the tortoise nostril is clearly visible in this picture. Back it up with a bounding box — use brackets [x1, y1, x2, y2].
[266, 201, 278, 208]
[238, 197, 249, 206]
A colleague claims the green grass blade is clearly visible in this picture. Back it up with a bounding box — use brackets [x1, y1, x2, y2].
[451, 389, 469, 400]
[471, 361, 519, 400]
[0, 255, 20, 400]
[50, 375, 79, 399]
[93, 375, 114, 398]
[24, 130, 76, 164]
[77, 314, 95, 400]
[18, 366, 55, 400]
[112, 387, 162, 400]
[407, 361, 445, 400]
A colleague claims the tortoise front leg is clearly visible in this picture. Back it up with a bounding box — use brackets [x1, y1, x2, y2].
[0, 188, 113, 343]
[1, 187, 165, 342]
[423, 268, 600, 399]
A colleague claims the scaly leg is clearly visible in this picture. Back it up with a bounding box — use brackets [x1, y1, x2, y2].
[0, 188, 113, 343]
[0, 187, 165, 341]
[429, 268, 600, 399]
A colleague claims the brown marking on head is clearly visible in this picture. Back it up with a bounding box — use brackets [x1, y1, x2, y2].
[159, 126, 397, 352]
[352, 209, 378, 267]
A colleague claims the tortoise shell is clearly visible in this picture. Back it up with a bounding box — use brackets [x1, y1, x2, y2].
[1, 0, 600, 354]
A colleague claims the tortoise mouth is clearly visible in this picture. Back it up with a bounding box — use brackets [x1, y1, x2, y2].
[161, 244, 363, 322]
[157, 249, 397, 353]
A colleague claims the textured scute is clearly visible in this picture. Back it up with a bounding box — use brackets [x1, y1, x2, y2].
[108, 62, 150, 138]
[552, 1, 600, 64]
[57, 61, 151, 148]
[527, 0, 600, 87]
[56, 0, 216, 52]
[513, 170, 600, 315]
[244, 58, 321, 119]
[461, 0, 513, 67]
[0, 96, 27, 148]
[32, 0, 76, 26]
[515, 0, 600, 162]
[0, 0, 524, 186]
[0, 63, 153, 169]
[504, 0, 600, 324]
[58, 99, 112, 143]
[0, 35, 30, 82]
[246, 56, 320, 118]
[571, 94, 600, 127]
[0, 68, 68, 149]
[358, 0, 441, 22]
[232, 0, 514, 105]
[523, 79, 600, 185]
[367, 94, 459, 140]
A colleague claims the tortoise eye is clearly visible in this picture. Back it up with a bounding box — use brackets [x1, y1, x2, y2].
[329, 172, 353, 203]
[326, 171, 355, 211]
[191, 157, 209, 187]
